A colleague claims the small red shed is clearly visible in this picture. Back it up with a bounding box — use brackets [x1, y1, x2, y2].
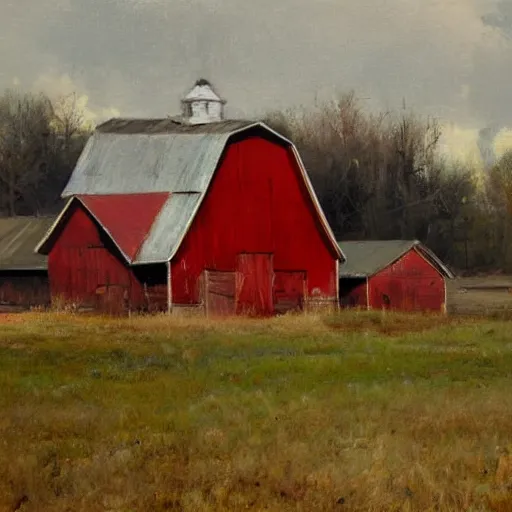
[338, 240, 454, 312]
[35, 81, 343, 316]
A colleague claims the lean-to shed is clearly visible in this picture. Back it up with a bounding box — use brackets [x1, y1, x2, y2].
[36, 81, 343, 316]
[0, 216, 54, 309]
[338, 240, 454, 312]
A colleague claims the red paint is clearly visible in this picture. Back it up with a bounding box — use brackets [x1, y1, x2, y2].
[46, 133, 339, 315]
[235, 253, 273, 316]
[171, 136, 338, 307]
[47, 204, 146, 311]
[78, 193, 169, 261]
[341, 249, 445, 312]
[273, 271, 306, 313]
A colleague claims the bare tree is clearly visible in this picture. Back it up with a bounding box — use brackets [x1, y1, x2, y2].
[0, 89, 91, 216]
[0, 91, 54, 215]
[264, 94, 480, 271]
[487, 151, 512, 270]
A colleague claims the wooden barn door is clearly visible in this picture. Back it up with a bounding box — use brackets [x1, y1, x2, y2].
[273, 271, 307, 314]
[235, 253, 274, 316]
[203, 270, 236, 317]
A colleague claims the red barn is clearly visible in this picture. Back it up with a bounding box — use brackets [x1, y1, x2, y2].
[338, 240, 454, 312]
[35, 82, 342, 315]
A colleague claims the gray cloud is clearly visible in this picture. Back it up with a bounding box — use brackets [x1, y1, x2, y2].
[1, 0, 512, 150]
[483, 0, 512, 38]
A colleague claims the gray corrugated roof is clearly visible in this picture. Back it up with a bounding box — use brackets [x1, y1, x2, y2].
[95, 118, 252, 135]
[338, 240, 454, 278]
[62, 132, 232, 196]
[134, 193, 201, 264]
[0, 216, 55, 270]
[43, 118, 343, 263]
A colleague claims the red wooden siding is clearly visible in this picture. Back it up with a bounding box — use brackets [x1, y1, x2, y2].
[368, 249, 445, 311]
[171, 136, 338, 307]
[235, 253, 273, 316]
[273, 271, 306, 313]
[47, 204, 147, 313]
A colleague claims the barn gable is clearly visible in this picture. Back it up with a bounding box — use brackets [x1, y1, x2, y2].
[338, 240, 454, 279]
[37, 119, 343, 263]
[36, 193, 173, 264]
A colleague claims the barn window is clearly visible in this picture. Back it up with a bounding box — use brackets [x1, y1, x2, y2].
[382, 294, 390, 306]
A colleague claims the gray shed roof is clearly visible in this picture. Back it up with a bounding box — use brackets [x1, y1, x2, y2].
[0, 216, 55, 270]
[39, 118, 343, 263]
[337, 240, 454, 278]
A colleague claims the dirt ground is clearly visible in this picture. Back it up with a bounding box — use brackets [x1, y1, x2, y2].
[447, 275, 512, 316]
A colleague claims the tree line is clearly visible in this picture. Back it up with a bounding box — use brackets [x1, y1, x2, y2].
[0, 89, 91, 216]
[1, 88, 511, 273]
[265, 93, 512, 274]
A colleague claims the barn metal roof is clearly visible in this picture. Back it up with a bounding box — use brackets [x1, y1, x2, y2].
[337, 240, 454, 279]
[0, 216, 55, 270]
[95, 118, 252, 135]
[39, 119, 343, 263]
[134, 193, 201, 264]
[61, 120, 270, 198]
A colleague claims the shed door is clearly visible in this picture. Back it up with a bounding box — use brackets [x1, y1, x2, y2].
[236, 253, 273, 316]
[273, 271, 306, 314]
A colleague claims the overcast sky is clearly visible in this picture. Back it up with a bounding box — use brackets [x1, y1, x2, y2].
[2, 0, 512, 164]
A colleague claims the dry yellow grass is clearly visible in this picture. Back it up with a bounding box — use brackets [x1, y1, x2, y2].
[0, 310, 511, 511]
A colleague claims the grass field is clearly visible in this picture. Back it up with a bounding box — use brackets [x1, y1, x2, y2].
[2, 311, 512, 511]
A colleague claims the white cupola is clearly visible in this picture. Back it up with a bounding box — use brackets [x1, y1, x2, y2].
[181, 79, 226, 125]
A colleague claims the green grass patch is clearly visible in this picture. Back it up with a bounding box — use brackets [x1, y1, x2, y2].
[0, 311, 512, 510]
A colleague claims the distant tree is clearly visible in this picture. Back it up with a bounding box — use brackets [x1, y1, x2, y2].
[0, 91, 53, 215]
[0, 89, 91, 216]
[487, 150, 512, 270]
[265, 95, 445, 237]
[264, 95, 486, 272]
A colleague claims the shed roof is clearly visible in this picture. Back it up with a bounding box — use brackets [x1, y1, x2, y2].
[38, 119, 343, 263]
[0, 216, 55, 270]
[337, 240, 454, 279]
